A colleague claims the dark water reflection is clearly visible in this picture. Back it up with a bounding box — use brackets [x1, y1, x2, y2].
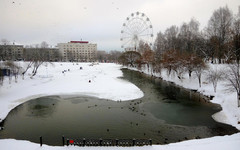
[0, 69, 238, 145]
[26, 96, 59, 118]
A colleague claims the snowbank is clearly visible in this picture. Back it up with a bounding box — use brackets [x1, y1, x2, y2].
[0, 133, 239, 150]
[0, 62, 144, 121]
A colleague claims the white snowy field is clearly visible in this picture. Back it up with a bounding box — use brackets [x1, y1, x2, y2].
[0, 62, 240, 150]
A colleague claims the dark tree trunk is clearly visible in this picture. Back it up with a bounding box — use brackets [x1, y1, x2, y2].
[238, 93, 240, 108]
[188, 70, 192, 78]
[198, 75, 201, 87]
[218, 58, 222, 64]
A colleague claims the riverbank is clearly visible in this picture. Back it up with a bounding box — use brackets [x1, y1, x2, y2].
[126, 64, 240, 130]
[0, 62, 240, 150]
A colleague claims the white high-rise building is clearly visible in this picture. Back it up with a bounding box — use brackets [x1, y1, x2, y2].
[57, 41, 97, 62]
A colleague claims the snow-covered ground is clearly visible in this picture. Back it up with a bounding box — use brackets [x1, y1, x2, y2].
[0, 62, 240, 150]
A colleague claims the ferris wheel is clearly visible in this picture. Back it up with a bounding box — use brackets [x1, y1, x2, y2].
[120, 12, 153, 51]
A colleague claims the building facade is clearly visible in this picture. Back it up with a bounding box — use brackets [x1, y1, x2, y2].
[0, 44, 24, 61]
[57, 41, 97, 62]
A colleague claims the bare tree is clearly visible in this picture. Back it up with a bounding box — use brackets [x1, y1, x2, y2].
[154, 31, 167, 60]
[162, 50, 177, 76]
[40, 41, 49, 48]
[183, 21, 201, 53]
[232, 7, 240, 64]
[184, 53, 197, 78]
[97, 50, 108, 62]
[206, 5, 233, 63]
[153, 32, 167, 76]
[206, 67, 224, 92]
[179, 18, 200, 53]
[142, 46, 155, 74]
[120, 51, 141, 67]
[51, 49, 62, 62]
[165, 25, 179, 50]
[31, 48, 49, 77]
[223, 44, 235, 63]
[162, 50, 188, 80]
[108, 50, 122, 63]
[30, 42, 53, 76]
[193, 57, 207, 87]
[118, 54, 128, 66]
[179, 22, 191, 52]
[22, 61, 33, 79]
[173, 58, 186, 81]
[226, 63, 240, 107]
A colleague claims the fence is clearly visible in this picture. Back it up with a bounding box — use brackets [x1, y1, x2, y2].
[64, 136, 152, 147]
[39, 136, 152, 147]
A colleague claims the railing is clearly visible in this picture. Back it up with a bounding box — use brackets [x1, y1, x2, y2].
[64, 137, 152, 147]
[39, 136, 152, 147]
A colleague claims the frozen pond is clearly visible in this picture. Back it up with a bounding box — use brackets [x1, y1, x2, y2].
[0, 69, 238, 145]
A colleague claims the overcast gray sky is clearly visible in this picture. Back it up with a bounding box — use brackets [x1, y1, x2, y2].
[0, 0, 239, 51]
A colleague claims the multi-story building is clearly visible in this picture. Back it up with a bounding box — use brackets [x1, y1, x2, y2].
[0, 44, 24, 61]
[57, 41, 97, 62]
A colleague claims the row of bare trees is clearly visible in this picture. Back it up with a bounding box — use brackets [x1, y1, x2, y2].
[154, 6, 240, 64]
[119, 46, 240, 107]
[97, 50, 123, 63]
[119, 49, 206, 87]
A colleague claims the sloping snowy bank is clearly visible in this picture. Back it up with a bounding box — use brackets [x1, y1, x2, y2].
[0, 62, 143, 121]
[0, 133, 240, 150]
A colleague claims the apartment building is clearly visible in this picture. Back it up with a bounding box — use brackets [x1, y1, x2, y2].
[0, 44, 24, 61]
[57, 41, 97, 62]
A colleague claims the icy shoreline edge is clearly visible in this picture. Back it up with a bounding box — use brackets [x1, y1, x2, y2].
[0, 63, 144, 124]
[124, 65, 240, 130]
